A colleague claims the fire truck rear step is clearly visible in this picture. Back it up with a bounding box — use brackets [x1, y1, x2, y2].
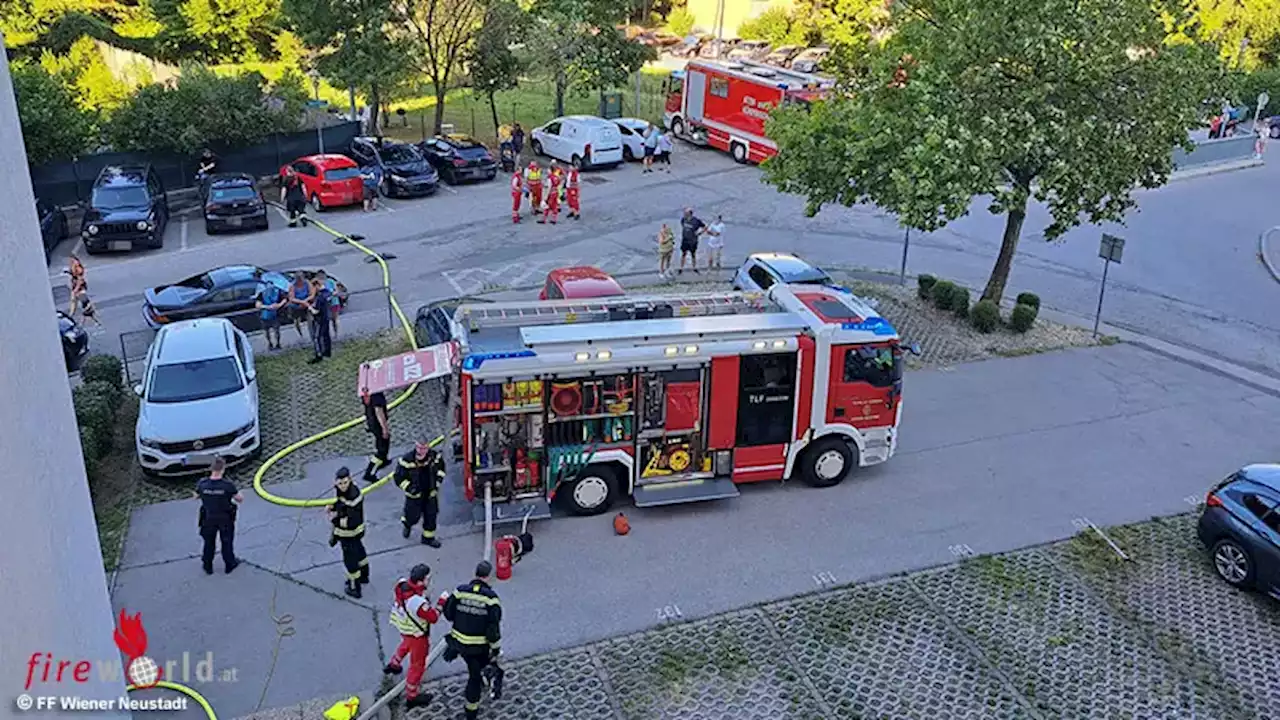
[472, 497, 552, 527]
[633, 476, 741, 508]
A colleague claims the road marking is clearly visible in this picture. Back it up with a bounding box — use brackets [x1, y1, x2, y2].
[656, 604, 683, 622]
[948, 544, 975, 558]
[442, 272, 468, 296]
[438, 184, 458, 195]
[813, 571, 837, 588]
[1183, 494, 1202, 506]
[180, 218, 189, 250]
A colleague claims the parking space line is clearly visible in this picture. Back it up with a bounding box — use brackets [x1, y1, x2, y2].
[180, 218, 189, 250]
[442, 272, 468, 296]
[438, 184, 458, 195]
[71, 236, 84, 259]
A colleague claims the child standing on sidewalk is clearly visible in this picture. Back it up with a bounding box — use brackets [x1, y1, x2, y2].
[657, 223, 675, 279]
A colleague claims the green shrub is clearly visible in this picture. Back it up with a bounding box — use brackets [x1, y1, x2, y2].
[916, 274, 937, 300]
[1010, 303, 1038, 333]
[73, 382, 120, 458]
[79, 423, 108, 465]
[666, 8, 695, 37]
[1015, 292, 1040, 311]
[951, 287, 970, 318]
[930, 280, 957, 310]
[81, 380, 121, 415]
[81, 354, 124, 392]
[970, 300, 1000, 333]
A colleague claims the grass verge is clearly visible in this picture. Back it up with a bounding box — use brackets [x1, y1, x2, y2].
[91, 395, 141, 573]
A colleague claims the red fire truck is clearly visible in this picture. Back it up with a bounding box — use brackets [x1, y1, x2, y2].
[435, 283, 917, 525]
[662, 58, 833, 164]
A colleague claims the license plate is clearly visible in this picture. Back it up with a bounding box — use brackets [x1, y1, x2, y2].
[184, 453, 215, 466]
[228, 217, 242, 226]
[109, 240, 131, 251]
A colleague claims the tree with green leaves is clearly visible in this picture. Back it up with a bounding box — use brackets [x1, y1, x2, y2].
[1190, 0, 1280, 69]
[106, 65, 299, 154]
[468, 0, 528, 133]
[39, 36, 133, 113]
[11, 60, 95, 164]
[282, 0, 415, 132]
[147, 0, 282, 62]
[526, 0, 654, 117]
[395, 0, 485, 134]
[762, 0, 1222, 304]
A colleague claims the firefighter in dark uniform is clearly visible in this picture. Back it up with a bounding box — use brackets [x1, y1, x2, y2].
[328, 467, 369, 598]
[197, 456, 242, 575]
[360, 387, 391, 483]
[442, 561, 504, 719]
[395, 438, 445, 548]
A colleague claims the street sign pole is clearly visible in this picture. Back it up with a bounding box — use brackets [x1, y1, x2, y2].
[1094, 233, 1125, 337]
[899, 227, 911, 286]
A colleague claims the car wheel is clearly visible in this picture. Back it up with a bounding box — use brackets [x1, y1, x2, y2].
[571, 154, 584, 169]
[731, 141, 748, 164]
[562, 466, 618, 516]
[623, 145, 634, 161]
[1271, 125, 1280, 139]
[531, 139, 544, 156]
[379, 178, 392, 197]
[205, 222, 217, 236]
[672, 117, 685, 137]
[1211, 538, 1255, 588]
[799, 436, 856, 488]
[311, 194, 325, 212]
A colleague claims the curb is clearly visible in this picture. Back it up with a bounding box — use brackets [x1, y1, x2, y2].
[1259, 226, 1280, 285]
[1167, 157, 1264, 182]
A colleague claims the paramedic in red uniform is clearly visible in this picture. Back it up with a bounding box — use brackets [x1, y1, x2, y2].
[566, 166, 581, 220]
[541, 162, 561, 224]
[509, 172, 523, 223]
[524, 162, 543, 216]
[384, 563, 444, 709]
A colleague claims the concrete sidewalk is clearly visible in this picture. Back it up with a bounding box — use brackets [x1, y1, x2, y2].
[110, 340, 1280, 719]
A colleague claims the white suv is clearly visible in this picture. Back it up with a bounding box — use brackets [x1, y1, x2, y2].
[530, 116, 625, 169]
[134, 318, 260, 476]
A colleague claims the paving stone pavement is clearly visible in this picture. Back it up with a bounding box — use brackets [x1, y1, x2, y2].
[401, 514, 1278, 720]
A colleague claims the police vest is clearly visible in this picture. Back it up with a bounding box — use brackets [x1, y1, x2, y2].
[390, 594, 430, 637]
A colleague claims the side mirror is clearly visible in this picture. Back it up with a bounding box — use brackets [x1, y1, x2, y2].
[245, 370, 256, 383]
[133, 383, 144, 397]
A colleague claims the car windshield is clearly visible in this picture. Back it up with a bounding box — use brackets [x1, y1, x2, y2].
[148, 357, 244, 403]
[324, 167, 361, 180]
[210, 186, 257, 202]
[92, 186, 149, 209]
[380, 145, 420, 163]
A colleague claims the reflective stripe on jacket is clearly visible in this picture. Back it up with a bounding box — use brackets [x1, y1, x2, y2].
[389, 593, 437, 637]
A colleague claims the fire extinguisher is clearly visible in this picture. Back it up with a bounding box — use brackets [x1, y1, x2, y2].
[495, 537, 513, 580]
[513, 449, 528, 490]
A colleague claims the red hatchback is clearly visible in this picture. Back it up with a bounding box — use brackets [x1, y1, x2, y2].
[279, 154, 364, 211]
[539, 266, 626, 300]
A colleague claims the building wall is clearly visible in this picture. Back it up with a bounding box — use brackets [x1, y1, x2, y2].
[686, 0, 794, 40]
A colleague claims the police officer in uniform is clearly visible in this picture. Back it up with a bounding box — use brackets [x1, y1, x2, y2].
[328, 467, 369, 598]
[361, 387, 391, 483]
[442, 561, 504, 719]
[197, 456, 242, 575]
[395, 439, 445, 548]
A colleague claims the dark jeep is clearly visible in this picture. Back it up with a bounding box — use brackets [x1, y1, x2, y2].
[82, 164, 169, 253]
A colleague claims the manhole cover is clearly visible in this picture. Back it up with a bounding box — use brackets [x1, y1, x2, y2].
[582, 176, 610, 185]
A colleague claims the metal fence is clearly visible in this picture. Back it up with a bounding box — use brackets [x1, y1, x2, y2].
[1172, 134, 1259, 170]
[118, 284, 395, 385]
[32, 122, 362, 208]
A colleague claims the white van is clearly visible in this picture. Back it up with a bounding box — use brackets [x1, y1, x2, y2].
[530, 116, 625, 169]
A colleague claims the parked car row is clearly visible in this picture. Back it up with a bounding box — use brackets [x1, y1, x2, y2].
[666, 36, 830, 72]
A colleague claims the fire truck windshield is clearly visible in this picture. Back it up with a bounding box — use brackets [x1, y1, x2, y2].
[843, 346, 902, 388]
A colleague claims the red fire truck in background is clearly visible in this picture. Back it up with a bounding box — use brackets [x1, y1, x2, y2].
[662, 58, 833, 164]
[431, 284, 918, 526]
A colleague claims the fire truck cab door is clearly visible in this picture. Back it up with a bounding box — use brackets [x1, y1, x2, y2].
[685, 71, 706, 123]
[827, 343, 901, 428]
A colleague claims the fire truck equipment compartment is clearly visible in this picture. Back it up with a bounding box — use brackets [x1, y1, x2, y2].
[551, 382, 582, 416]
[633, 476, 741, 508]
[518, 313, 801, 348]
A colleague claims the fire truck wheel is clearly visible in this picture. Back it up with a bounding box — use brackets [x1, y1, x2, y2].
[563, 466, 617, 516]
[801, 437, 855, 488]
[672, 117, 685, 137]
[730, 142, 748, 164]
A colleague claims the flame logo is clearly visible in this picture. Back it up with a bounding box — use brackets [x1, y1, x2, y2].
[113, 610, 148, 660]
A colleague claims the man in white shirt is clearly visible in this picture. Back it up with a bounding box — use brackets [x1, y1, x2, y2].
[705, 215, 725, 269]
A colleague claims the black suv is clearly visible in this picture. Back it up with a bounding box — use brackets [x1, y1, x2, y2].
[203, 173, 268, 234]
[348, 137, 438, 198]
[82, 165, 169, 253]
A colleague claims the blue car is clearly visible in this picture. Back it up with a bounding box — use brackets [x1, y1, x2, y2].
[1198, 464, 1280, 599]
[347, 137, 438, 198]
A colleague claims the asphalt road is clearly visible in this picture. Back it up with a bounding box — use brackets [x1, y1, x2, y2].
[112, 342, 1280, 719]
[53, 141, 1280, 383]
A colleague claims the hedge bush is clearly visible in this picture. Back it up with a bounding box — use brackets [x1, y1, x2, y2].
[1010, 303, 1038, 333]
[1015, 292, 1041, 311]
[970, 300, 1000, 333]
[951, 287, 970, 318]
[81, 354, 123, 392]
[930, 280, 958, 310]
[917, 274, 937, 300]
[73, 381, 120, 461]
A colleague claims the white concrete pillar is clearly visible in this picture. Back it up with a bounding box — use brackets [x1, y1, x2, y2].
[0, 36, 130, 717]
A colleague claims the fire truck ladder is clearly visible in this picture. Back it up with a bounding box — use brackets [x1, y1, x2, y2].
[460, 291, 771, 330]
